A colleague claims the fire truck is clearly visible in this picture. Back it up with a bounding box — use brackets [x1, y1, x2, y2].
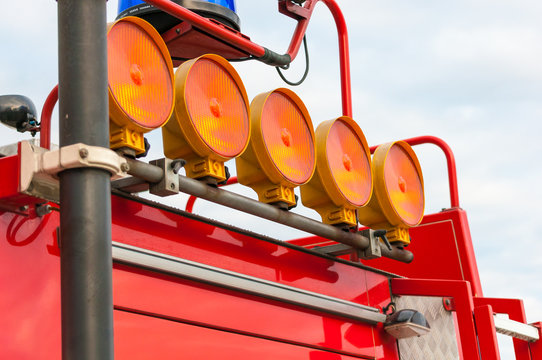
[0, 0, 540, 359]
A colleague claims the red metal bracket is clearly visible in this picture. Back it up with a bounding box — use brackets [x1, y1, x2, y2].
[474, 304, 501, 360]
[278, 0, 317, 20]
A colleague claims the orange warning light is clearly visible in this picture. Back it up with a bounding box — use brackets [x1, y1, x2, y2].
[236, 88, 316, 208]
[162, 54, 250, 182]
[301, 116, 372, 226]
[108, 16, 174, 155]
[358, 141, 425, 244]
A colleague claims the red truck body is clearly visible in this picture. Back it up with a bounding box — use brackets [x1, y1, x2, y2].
[0, 1, 541, 359]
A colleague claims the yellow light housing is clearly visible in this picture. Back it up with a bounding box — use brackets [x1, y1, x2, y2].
[358, 141, 425, 245]
[236, 88, 316, 208]
[107, 16, 174, 155]
[162, 54, 250, 182]
[300, 116, 372, 226]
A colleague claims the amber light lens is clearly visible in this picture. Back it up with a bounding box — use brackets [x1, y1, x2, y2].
[384, 144, 424, 226]
[184, 58, 249, 158]
[108, 18, 173, 130]
[326, 119, 372, 206]
[261, 92, 315, 184]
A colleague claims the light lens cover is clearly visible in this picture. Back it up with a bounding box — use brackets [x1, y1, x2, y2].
[108, 17, 173, 130]
[326, 118, 372, 206]
[384, 144, 424, 226]
[261, 91, 315, 184]
[184, 57, 249, 158]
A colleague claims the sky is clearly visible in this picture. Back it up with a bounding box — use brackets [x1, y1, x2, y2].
[1, 0, 541, 357]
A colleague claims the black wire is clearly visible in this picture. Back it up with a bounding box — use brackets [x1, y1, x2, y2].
[276, 35, 309, 86]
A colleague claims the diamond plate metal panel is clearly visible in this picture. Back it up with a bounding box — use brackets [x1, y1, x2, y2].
[395, 296, 460, 360]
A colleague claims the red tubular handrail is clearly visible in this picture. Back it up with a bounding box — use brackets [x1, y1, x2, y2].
[185, 136, 460, 213]
[40, 85, 58, 150]
[320, 0, 352, 117]
[370, 135, 460, 209]
[185, 176, 239, 212]
[145, 0, 352, 117]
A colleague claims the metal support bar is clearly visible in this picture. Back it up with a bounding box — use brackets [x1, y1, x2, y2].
[57, 0, 113, 359]
[493, 315, 540, 342]
[112, 242, 386, 324]
[123, 159, 413, 263]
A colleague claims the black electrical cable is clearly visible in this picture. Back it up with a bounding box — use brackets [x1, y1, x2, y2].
[276, 35, 309, 86]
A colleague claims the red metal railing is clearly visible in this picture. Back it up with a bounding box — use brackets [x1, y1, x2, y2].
[40, 85, 58, 150]
[370, 135, 460, 209]
[186, 136, 460, 212]
[144, 0, 352, 115]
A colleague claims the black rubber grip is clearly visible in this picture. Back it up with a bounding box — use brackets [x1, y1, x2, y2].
[258, 48, 292, 67]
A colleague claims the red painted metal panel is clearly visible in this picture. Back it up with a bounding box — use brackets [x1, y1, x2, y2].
[113, 264, 377, 357]
[368, 209, 483, 296]
[111, 195, 388, 305]
[473, 298, 531, 360]
[289, 209, 484, 297]
[0, 194, 395, 358]
[0, 155, 19, 199]
[114, 310, 370, 360]
[0, 148, 48, 209]
[372, 209, 482, 296]
[474, 304, 501, 360]
[391, 278, 480, 360]
[0, 211, 61, 359]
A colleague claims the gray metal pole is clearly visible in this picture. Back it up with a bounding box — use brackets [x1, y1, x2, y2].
[57, 0, 113, 359]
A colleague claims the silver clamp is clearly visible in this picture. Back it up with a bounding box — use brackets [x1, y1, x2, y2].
[18, 140, 128, 203]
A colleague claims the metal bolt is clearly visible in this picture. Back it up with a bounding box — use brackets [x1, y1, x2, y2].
[120, 162, 130, 173]
[170, 183, 175, 190]
[176, 28, 181, 34]
[79, 148, 89, 159]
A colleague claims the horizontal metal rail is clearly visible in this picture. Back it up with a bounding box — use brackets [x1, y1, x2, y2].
[112, 241, 387, 324]
[122, 158, 413, 263]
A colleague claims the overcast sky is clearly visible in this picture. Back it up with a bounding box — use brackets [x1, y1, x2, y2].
[1, 1, 541, 356]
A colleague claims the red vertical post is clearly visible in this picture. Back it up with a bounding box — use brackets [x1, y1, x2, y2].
[474, 305, 501, 360]
[473, 298, 531, 360]
[530, 322, 542, 359]
[320, 0, 352, 117]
